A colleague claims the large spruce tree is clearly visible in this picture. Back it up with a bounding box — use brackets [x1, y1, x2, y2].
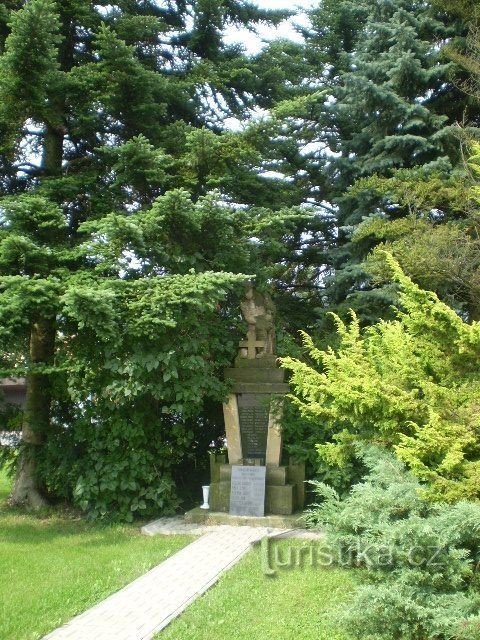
[258, 0, 479, 327]
[338, 0, 480, 321]
[0, 0, 290, 514]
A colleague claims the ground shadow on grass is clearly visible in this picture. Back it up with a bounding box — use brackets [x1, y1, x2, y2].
[0, 469, 163, 545]
[0, 515, 153, 544]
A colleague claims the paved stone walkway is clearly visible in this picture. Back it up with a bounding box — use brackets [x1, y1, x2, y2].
[44, 521, 324, 640]
[141, 516, 323, 540]
[43, 526, 272, 640]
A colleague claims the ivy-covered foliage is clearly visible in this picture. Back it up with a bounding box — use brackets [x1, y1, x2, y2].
[0, 185, 250, 520]
[306, 447, 480, 640]
[47, 272, 246, 521]
[282, 253, 480, 502]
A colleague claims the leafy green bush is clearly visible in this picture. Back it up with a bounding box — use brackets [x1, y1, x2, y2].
[307, 448, 480, 640]
[32, 271, 246, 520]
[282, 253, 480, 502]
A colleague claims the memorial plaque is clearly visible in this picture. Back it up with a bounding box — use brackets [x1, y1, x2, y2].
[230, 465, 266, 516]
[237, 393, 269, 459]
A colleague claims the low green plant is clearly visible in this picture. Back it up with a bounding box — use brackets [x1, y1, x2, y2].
[281, 398, 365, 495]
[306, 448, 480, 640]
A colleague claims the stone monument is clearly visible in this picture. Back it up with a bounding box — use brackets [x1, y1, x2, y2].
[0, 378, 27, 407]
[208, 286, 305, 516]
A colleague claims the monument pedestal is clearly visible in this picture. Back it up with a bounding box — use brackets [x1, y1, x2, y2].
[205, 286, 305, 519]
[208, 354, 305, 517]
[184, 507, 305, 529]
[209, 459, 305, 516]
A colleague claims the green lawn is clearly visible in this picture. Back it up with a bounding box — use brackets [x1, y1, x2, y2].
[158, 537, 358, 640]
[0, 469, 192, 640]
[0, 469, 358, 640]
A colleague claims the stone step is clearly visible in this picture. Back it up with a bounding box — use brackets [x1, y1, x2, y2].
[184, 507, 305, 529]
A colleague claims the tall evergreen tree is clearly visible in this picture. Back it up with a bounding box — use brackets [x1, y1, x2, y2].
[339, 1, 480, 321]
[323, 0, 465, 320]
[0, 0, 290, 512]
[257, 0, 479, 327]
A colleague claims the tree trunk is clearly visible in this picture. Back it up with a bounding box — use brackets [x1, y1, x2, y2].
[9, 114, 64, 508]
[10, 319, 56, 509]
[42, 122, 64, 177]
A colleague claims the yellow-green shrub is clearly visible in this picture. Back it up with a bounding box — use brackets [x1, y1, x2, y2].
[282, 253, 480, 501]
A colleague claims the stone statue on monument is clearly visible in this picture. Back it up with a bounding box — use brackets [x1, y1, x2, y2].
[239, 286, 276, 359]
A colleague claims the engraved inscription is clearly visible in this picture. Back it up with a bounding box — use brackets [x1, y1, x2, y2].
[237, 394, 269, 459]
[230, 465, 266, 517]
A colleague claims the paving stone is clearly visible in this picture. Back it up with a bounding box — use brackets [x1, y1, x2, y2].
[44, 526, 269, 640]
[43, 519, 324, 640]
[140, 516, 323, 539]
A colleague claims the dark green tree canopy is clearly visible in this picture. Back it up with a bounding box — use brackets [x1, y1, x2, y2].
[252, 0, 480, 328]
[0, 0, 297, 515]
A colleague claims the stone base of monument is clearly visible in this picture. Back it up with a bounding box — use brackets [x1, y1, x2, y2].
[184, 507, 305, 529]
[207, 454, 305, 517]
